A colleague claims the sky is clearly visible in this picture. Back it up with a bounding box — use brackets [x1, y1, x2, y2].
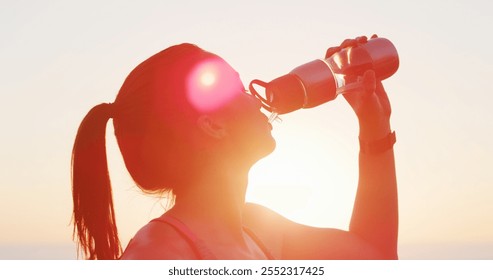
[0, 0, 492, 259]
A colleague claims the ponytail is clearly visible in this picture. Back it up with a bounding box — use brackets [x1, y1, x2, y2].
[71, 103, 121, 260]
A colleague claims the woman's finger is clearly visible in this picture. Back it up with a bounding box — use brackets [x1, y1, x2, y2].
[325, 46, 341, 58]
[340, 38, 357, 49]
[355, 36, 368, 45]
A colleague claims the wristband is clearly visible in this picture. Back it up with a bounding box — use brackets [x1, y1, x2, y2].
[359, 131, 396, 155]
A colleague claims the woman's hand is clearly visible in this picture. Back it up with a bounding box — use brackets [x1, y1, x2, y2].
[326, 35, 392, 141]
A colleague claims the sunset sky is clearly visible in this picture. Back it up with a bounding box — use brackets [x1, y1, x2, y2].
[1, 0, 492, 259]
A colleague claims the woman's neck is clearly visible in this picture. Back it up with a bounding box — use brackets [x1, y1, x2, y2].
[167, 161, 251, 243]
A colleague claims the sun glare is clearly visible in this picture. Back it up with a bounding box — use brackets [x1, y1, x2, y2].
[186, 58, 242, 112]
[200, 71, 216, 87]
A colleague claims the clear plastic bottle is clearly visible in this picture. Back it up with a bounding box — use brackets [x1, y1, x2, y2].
[259, 37, 399, 115]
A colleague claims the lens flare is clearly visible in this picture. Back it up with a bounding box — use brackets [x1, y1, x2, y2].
[200, 71, 216, 87]
[186, 58, 243, 112]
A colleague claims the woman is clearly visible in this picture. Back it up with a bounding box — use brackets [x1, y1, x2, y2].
[71, 36, 398, 260]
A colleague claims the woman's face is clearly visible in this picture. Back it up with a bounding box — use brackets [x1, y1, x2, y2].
[186, 57, 276, 161]
[215, 88, 276, 164]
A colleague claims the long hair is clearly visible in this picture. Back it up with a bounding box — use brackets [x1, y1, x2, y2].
[71, 103, 120, 260]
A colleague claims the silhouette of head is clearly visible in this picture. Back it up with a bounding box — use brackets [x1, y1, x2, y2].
[112, 44, 275, 194]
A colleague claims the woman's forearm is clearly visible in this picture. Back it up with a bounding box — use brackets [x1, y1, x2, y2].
[349, 123, 399, 259]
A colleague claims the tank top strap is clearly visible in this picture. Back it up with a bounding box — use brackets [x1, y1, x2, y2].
[243, 226, 276, 260]
[150, 215, 217, 260]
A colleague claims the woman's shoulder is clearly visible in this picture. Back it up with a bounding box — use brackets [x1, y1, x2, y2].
[243, 202, 292, 228]
[120, 218, 196, 260]
[242, 203, 288, 258]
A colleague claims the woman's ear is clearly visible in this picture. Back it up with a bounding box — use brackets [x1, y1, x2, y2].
[197, 115, 227, 140]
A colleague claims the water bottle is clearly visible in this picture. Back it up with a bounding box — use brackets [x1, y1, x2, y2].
[249, 37, 399, 115]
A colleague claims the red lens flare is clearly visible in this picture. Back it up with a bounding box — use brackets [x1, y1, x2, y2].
[186, 58, 243, 112]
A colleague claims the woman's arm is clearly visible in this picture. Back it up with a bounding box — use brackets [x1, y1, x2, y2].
[244, 36, 398, 259]
[347, 76, 398, 259]
[244, 119, 398, 260]
[341, 36, 398, 259]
